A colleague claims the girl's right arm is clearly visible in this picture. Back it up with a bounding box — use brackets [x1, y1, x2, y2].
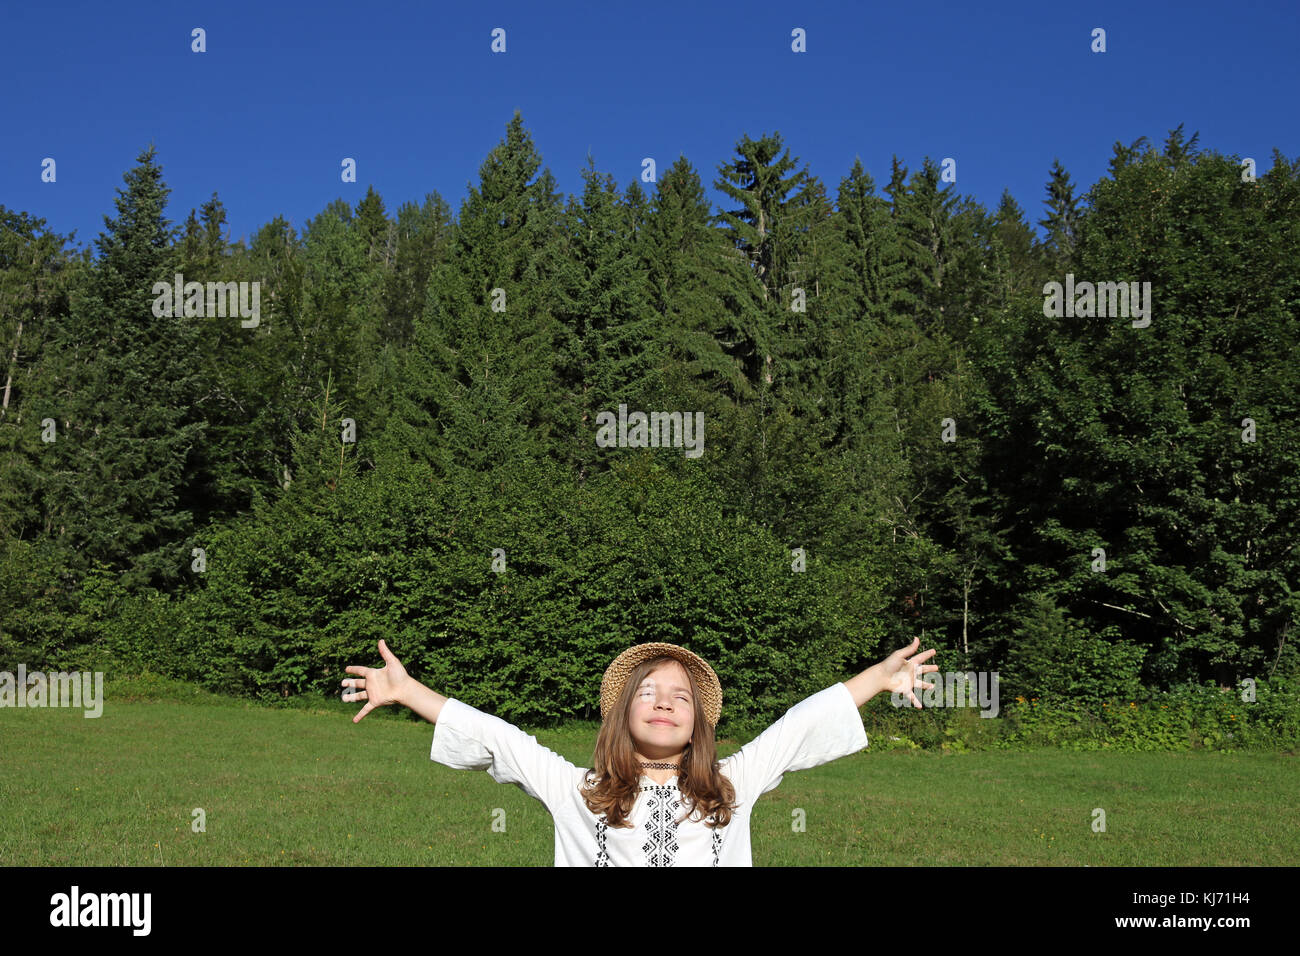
[343, 639, 446, 724]
[345, 639, 580, 812]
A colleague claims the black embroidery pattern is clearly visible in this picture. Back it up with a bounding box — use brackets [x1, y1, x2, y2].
[710, 821, 723, 866]
[594, 819, 611, 867]
[642, 786, 681, 866]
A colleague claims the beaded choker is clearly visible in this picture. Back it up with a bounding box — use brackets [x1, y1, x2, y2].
[638, 761, 681, 770]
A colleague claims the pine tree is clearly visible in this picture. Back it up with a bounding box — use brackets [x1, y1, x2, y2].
[179, 209, 204, 270]
[35, 144, 207, 590]
[553, 156, 663, 480]
[1162, 123, 1201, 168]
[354, 186, 392, 266]
[299, 200, 380, 416]
[0, 208, 78, 537]
[990, 190, 1040, 301]
[200, 193, 229, 266]
[639, 155, 760, 409]
[710, 133, 853, 547]
[388, 110, 568, 477]
[620, 178, 651, 241]
[383, 191, 453, 348]
[884, 156, 908, 217]
[1107, 136, 1152, 178]
[177, 193, 230, 275]
[1038, 158, 1082, 270]
[714, 131, 819, 308]
[246, 215, 307, 492]
[834, 159, 900, 325]
[892, 157, 960, 328]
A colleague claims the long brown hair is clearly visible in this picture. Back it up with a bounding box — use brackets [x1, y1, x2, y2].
[581, 656, 737, 828]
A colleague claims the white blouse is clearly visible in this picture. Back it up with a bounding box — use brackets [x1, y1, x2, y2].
[429, 681, 869, 866]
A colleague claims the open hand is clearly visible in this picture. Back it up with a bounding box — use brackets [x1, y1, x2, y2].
[880, 636, 939, 708]
[342, 639, 412, 723]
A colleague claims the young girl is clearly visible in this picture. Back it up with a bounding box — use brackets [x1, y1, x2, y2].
[343, 638, 937, 866]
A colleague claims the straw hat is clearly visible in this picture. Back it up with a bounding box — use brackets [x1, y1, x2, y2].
[600, 642, 722, 728]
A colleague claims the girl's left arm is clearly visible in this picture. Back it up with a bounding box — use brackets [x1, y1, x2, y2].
[719, 639, 942, 805]
[843, 637, 939, 708]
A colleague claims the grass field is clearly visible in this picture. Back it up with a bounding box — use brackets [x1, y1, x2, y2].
[3, 689, 1297, 866]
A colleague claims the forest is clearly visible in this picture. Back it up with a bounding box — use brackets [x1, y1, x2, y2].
[2, 112, 1297, 731]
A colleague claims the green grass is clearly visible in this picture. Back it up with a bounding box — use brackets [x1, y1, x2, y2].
[3, 688, 1297, 866]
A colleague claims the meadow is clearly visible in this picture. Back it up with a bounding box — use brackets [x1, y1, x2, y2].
[2, 678, 1296, 867]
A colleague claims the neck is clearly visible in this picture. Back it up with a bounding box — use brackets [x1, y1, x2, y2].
[636, 750, 684, 784]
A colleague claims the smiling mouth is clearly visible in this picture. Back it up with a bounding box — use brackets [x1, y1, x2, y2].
[648, 719, 675, 726]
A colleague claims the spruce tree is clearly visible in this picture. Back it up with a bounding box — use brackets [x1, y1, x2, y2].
[388, 111, 568, 477]
[553, 156, 663, 480]
[36, 144, 207, 590]
[990, 189, 1040, 301]
[383, 191, 453, 348]
[639, 155, 760, 409]
[354, 186, 392, 266]
[1038, 158, 1082, 270]
[714, 131, 818, 308]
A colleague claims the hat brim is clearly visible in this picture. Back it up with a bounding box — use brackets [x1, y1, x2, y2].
[600, 642, 722, 728]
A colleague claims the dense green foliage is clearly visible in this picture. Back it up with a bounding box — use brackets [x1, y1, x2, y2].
[2, 116, 1297, 736]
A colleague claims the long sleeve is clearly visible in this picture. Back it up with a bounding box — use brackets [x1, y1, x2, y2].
[718, 682, 868, 805]
[430, 698, 582, 812]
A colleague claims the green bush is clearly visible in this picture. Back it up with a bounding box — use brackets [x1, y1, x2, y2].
[71, 452, 888, 730]
[1002, 591, 1148, 706]
[993, 679, 1300, 751]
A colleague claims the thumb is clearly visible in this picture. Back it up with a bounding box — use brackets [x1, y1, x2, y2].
[378, 639, 396, 664]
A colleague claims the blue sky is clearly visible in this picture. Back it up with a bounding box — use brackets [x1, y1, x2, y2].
[4, 0, 1298, 256]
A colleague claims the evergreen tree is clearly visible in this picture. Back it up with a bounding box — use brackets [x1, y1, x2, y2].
[553, 156, 662, 480]
[972, 142, 1300, 686]
[892, 157, 960, 328]
[990, 189, 1040, 301]
[299, 201, 381, 417]
[639, 155, 760, 409]
[354, 186, 393, 266]
[383, 191, 454, 348]
[639, 156, 756, 501]
[245, 215, 307, 493]
[200, 192, 229, 266]
[1038, 158, 1082, 270]
[179, 209, 204, 270]
[387, 110, 568, 477]
[1162, 123, 1201, 168]
[714, 130, 818, 309]
[884, 156, 908, 217]
[1107, 136, 1152, 178]
[620, 178, 651, 241]
[0, 208, 78, 538]
[32, 144, 207, 591]
[711, 133, 854, 548]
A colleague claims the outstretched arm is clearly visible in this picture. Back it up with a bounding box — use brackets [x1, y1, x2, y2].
[343, 640, 580, 812]
[842, 636, 939, 708]
[343, 639, 447, 724]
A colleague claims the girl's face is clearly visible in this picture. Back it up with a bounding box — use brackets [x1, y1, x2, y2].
[627, 660, 695, 760]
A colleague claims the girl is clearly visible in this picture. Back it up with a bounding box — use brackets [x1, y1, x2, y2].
[343, 638, 937, 866]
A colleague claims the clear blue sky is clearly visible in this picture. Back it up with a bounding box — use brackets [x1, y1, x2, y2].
[4, 0, 1297, 257]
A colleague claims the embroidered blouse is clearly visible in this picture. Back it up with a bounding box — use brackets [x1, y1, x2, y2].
[429, 681, 869, 866]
